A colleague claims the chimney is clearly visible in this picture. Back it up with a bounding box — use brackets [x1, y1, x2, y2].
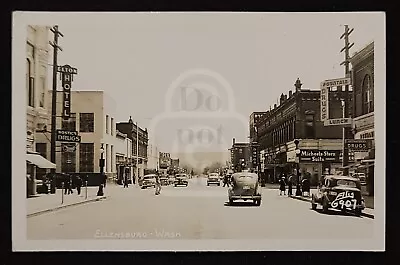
[233, 138, 235, 145]
[289, 90, 293, 97]
[294, 78, 302, 92]
[274, 103, 277, 109]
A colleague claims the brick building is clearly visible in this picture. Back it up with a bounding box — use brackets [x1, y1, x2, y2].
[254, 78, 353, 184]
[229, 138, 251, 172]
[349, 41, 374, 195]
[116, 117, 148, 182]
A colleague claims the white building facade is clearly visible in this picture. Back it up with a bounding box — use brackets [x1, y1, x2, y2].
[36, 90, 118, 183]
[26, 25, 54, 196]
[115, 130, 134, 184]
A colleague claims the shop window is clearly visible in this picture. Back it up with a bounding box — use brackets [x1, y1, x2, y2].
[79, 143, 94, 172]
[35, 143, 47, 179]
[80, 113, 94, 132]
[62, 143, 76, 173]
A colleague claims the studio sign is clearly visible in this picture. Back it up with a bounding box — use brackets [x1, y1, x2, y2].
[300, 150, 340, 162]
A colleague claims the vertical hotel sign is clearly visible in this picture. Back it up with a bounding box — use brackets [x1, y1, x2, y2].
[320, 82, 329, 121]
[57, 65, 78, 120]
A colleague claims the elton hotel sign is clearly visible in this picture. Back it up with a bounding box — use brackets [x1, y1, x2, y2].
[57, 65, 78, 120]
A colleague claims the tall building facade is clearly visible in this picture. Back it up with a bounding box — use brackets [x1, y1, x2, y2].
[116, 117, 149, 181]
[229, 138, 251, 172]
[254, 78, 354, 184]
[36, 90, 118, 183]
[26, 25, 53, 196]
[350, 42, 375, 195]
[115, 130, 133, 184]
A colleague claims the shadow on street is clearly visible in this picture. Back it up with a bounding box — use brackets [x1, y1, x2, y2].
[223, 201, 259, 207]
[312, 208, 363, 218]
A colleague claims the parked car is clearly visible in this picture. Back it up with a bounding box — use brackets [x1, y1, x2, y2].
[228, 172, 262, 206]
[141, 174, 156, 189]
[35, 179, 49, 194]
[311, 175, 365, 216]
[207, 173, 220, 186]
[174, 173, 188, 187]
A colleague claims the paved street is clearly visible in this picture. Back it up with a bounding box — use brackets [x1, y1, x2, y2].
[27, 177, 374, 240]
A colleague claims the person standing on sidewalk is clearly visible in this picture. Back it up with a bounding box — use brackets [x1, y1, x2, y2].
[123, 172, 129, 188]
[67, 174, 74, 194]
[75, 175, 82, 195]
[155, 173, 161, 195]
[279, 175, 286, 196]
[287, 174, 293, 196]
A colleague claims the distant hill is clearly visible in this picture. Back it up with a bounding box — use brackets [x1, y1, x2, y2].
[170, 151, 230, 171]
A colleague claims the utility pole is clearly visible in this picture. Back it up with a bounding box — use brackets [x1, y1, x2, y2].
[340, 25, 354, 176]
[49, 26, 63, 174]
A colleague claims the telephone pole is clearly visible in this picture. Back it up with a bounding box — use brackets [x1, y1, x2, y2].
[340, 25, 354, 176]
[49, 26, 63, 174]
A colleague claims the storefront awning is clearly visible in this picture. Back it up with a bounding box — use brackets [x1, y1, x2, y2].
[26, 153, 56, 169]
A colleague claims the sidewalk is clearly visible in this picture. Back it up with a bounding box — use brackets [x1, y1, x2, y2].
[27, 186, 111, 217]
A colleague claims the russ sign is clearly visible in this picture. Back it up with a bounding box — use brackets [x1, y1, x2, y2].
[57, 65, 78, 120]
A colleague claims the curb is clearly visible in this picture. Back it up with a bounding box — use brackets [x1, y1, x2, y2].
[27, 196, 107, 218]
[289, 195, 374, 219]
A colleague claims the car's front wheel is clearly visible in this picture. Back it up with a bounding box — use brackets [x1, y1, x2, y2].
[355, 208, 362, 217]
[229, 198, 233, 205]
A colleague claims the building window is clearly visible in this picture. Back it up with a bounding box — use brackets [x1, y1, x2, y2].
[80, 113, 94, 132]
[362, 74, 373, 114]
[79, 143, 94, 172]
[26, 59, 34, 107]
[106, 115, 109, 134]
[39, 76, 45, 108]
[61, 143, 76, 173]
[62, 113, 76, 131]
[111, 117, 114, 136]
[305, 114, 315, 139]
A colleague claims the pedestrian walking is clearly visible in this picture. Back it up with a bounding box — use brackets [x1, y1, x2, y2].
[279, 176, 286, 196]
[287, 174, 293, 196]
[223, 174, 229, 187]
[155, 174, 161, 195]
[67, 174, 73, 194]
[75, 175, 82, 195]
[103, 172, 107, 188]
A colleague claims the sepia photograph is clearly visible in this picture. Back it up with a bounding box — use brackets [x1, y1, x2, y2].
[12, 12, 385, 251]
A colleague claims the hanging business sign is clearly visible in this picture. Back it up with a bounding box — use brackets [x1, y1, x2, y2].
[56, 130, 81, 143]
[345, 139, 371, 151]
[324, 118, 353, 126]
[320, 77, 351, 122]
[300, 150, 341, 163]
[57, 64, 78, 120]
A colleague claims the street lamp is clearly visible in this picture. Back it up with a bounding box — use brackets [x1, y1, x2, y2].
[294, 140, 302, 196]
[97, 143, 105, 196]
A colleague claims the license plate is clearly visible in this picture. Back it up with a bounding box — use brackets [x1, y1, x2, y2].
[243, 186, 250, 190]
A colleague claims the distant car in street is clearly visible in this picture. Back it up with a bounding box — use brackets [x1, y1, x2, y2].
[174, 173, 188, 187]
[141, 174, 156, 189]
[160, 176, 169, 186]
[207, 173, 220, 186]
[228, 172, 262, 206]
[311, 175, 365, 216]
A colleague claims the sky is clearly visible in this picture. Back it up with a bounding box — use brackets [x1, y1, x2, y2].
[21, 12, 384, 166]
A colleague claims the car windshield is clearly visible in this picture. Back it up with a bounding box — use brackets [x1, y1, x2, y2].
[336, 179, 357, 188]
[176, 174, 187, 178]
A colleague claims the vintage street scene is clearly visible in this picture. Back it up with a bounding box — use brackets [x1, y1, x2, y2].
[15, 12, 384, 249]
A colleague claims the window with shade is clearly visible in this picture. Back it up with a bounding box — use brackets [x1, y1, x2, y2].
[362, 74, 373, 114]
[305, 113, 315, 139]
[62, 113, 76, 131]
[79, 143, 94, 172]
[26, 58, 35, 107]
[80, 113, 94, 132]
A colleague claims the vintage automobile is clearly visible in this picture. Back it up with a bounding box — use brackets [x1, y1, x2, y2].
[207, 173, 221, 186]
[352, 173, 367, 185]
[141, 174, 156, 189]
[311, 175, 365, 216]
[160, 175, 169, 186]
[174, 173, 189, 187]
[228, 172, 262, 206]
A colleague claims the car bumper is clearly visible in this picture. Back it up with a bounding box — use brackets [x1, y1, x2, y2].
[175, 182, 188, 185]
[207, 181, 220, 184]
[230, 195, 261, 200]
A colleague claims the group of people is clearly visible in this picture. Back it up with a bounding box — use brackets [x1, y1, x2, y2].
[278, 173, 311, 196]
[223, 174, 233, 187]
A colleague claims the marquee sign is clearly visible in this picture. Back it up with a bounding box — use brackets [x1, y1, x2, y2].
[57, 64, 78, 120]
